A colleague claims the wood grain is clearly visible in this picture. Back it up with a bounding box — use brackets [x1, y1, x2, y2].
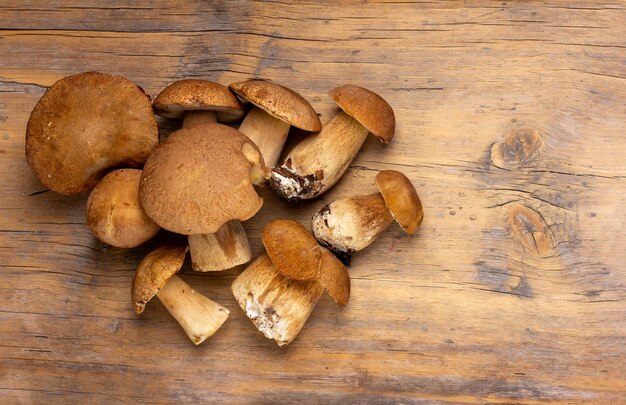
[1, 1, 625, 403]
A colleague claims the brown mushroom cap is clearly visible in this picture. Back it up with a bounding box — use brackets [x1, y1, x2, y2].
[375, 170, 423, 235]
[86, 169, 161, 248]
[330, 84, 395, 143]
[229, 80, 322, 132]
[132, 243, 189, 314]
[152, 79, 244, 122]
[139, 123, 268, 235]
[26, 71, 158, 195]
[261, 219, 350, 305]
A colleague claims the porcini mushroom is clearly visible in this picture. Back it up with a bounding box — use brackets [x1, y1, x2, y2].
[229, 80, 321, 167]
[132, 243, 229, 345]
[86, 169, 160, 248]
[139, 123, 269, 271]
[271, 84, 395, 200]
[231, 219, 350, 346]
[312, 170, 423, 263]
[26, 71, 158, 195]
[153, 79, 244, 128]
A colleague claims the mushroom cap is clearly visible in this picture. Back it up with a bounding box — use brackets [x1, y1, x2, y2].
[375, 170, 423, 235]
[229, 80, 322, 132]
[139, 123, 268, 235]
[26, 71, 158, 195]
[86, 169, 161, 248]
[261, 219, 350, 305]
[132, 243, 189, 314]
[153, 79, 244, 122]
[330, 84, 395, 143]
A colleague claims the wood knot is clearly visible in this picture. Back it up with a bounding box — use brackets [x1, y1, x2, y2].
[490, 126, 543, 169]
[507, 203, 554, 257]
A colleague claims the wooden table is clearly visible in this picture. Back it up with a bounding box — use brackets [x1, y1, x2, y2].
[1, 2, 625, 403]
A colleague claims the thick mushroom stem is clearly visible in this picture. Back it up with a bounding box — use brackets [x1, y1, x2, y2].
[312, 192, 394, 261]
[232, 254, 324, 346]
[182, 110, 217, 128]
[238, 107, 291, 168]
[270, 111, 370, 200]
[189, 220, 252, 271]
[156, 275, 229, 345]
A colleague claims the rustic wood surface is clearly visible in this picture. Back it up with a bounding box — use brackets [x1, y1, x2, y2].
[1, 1, 625, 403]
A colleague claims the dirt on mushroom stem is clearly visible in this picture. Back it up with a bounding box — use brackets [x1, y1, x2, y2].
[311, 192, 394, 263]
[231, 254, 324, 346]
[270, 111, 370, 201]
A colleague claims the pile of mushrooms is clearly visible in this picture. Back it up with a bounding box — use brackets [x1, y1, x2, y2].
[25, 71, 424, 346]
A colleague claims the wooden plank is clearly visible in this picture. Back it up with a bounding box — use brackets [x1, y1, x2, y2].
[0, 1, 625, 403]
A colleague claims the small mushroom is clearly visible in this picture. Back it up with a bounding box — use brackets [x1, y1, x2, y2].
[153, 79, 244, 128]
[139, 123, 269, 271]
[229, 80, 321, 167]
[231, 219, 349, 346]
[312, 170, 423, 262]
[86, 169, 160, 248]
[132, 243, 229, 345]
[26, 71, 158, 195]
[270, 84, 395, 201]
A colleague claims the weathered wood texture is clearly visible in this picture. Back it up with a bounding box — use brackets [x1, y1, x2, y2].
[1, 1, 625, 403]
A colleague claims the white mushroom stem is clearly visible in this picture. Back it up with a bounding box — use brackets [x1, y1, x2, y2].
[271, 111, 369, 200]
[182, 110, 217, 128]
[156, 275, 229, 345]
[231, 254, 324, 346]
[312, 192, 393, 258]
[189, 220, 252, 272]
[238, 106, 291, 168]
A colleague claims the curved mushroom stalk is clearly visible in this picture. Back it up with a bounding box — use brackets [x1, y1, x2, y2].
[156, 275, 229, 345]
[238, 107, 291, 168]
[312, 192, 393, 261]
[182, 110, 217, 128]
[271, 112, 369, 200]
[232, 254, 324, 346]
[189, 220, 252, 272]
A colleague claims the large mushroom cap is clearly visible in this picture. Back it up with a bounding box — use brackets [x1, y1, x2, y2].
[152, 79, 244, 122]
[330, 84, 395, 143]
[375, 170, 423, 235]
[132, 243, 189, 314]
[229, 80, 322, 132]
[261, 219, 350, 305]
[86, 169, 161, 248]
[139, 123, 268, 235]
[26, 71, 158, 195]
